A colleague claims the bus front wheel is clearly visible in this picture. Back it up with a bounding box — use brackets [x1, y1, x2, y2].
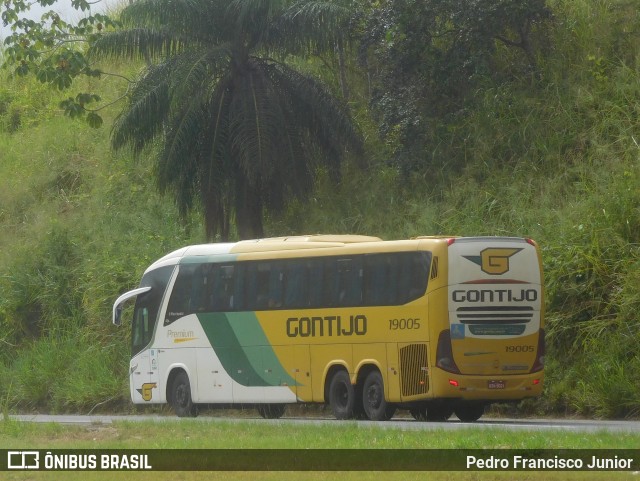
[257, 404, 286, 419]
[171, 371, 198, 418]
[329, 370, 355, 419]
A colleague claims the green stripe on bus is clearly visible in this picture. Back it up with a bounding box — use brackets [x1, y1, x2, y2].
[197, 312, 298, 387]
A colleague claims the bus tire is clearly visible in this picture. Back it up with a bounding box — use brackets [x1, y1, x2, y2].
[426, 403, 453, 422]
[257, 404, 286, 419]
[409, 405, 428, 421]
[171, 371, 198, 418]
[329, 370, 355, 420]
[362, 370, 395, 421]
[455, 403, 484, 422]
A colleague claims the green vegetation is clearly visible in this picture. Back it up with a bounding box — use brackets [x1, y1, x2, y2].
[0, 0, 639, 420]
[2, 417, 640, 449]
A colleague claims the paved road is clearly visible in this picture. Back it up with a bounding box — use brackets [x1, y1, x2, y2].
[9, 414, 640, 433]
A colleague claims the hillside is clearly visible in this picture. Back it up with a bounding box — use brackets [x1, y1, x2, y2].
[0, 0, 639, 417]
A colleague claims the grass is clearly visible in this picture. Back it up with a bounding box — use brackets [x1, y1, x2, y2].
[4, 417, 640, 449]
[1, 418, 638, 480]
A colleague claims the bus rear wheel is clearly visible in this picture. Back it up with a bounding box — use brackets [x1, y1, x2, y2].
[171, 371, 198, 417]
[426, 404, 454, 421]
[409, 405, 428, 421]
[257, 404, 286, 419]
[329, 370, 355, 420]
[362, 370, 395, 421]
[454, 403, 484, 422]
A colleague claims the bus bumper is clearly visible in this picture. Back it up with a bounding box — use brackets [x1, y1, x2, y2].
[430, 368, 544, 401]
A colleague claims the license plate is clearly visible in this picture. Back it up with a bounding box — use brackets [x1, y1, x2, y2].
[488, 380, 505, 389]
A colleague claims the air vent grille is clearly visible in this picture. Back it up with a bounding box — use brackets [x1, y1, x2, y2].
[399, 344, 429, 397]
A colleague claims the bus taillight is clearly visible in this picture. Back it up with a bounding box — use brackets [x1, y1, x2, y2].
[436, 329, 461, 374]
[530, 329, 545, 373]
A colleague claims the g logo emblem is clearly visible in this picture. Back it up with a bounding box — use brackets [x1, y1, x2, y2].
[464, 248, 522, 275]
[137, 382, 157, 401]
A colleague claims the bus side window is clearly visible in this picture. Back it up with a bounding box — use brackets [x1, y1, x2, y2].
[399, 252, 431, 304]
[165, 264, 202, 325]
[253, 262, 272, 309]
[211, 265, 235, 310]
[233, 263, 245, 311]
[364, 254, 396, 305]
[268, 263, 284, 308]
[284, 261, 307, 308]
[322, 258, 339, 306]
[337, 258, 363, 307]
[308, 259, 324, 308]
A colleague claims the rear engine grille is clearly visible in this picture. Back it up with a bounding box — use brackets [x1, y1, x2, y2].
[399, 343, 429, 397]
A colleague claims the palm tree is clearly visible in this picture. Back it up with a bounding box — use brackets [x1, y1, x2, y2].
[90, 0, 363, 240]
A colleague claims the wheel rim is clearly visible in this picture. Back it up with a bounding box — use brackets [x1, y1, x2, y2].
[366, 383, 382, 410]
[176, 385, 187, 407]
[336, 382, 349, 408]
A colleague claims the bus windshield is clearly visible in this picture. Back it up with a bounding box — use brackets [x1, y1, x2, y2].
[131, 265, 174, 356]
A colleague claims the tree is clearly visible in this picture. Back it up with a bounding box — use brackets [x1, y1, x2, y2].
[356, 0, 551, 171]
[2, 0, 118, 127]
[90, 0, 363, 240]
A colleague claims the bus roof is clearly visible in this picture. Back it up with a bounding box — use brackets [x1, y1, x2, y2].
[146, 235, 384, 271]
[145, 235, 534, 272]
[246, 234, 382, 243]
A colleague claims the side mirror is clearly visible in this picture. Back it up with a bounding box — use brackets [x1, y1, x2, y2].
[114, 305, 123, 326]
[112, 286, 152, 326]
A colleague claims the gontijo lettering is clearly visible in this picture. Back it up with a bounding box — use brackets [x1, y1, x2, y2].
[286, 315, 367, 337]
[452, 289, 538, 303]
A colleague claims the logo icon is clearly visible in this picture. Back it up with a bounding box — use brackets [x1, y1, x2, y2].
[463, 248, 522, 275]
[8, 451, 39, 470]
[136, 382, 157, 401]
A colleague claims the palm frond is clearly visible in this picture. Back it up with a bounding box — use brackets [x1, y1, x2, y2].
[264, 0, 352, 55]
[155, 99, 208, 217]
[121, 0, 205, 30]
[168, 45, 232, 104]
[111, 61, 176, 154]
[200, 80, 234, 240]
[228, 67, 276, 183]
[266, 59, 364, 159]
[90, 28, 187, 62]
[161, 99, 208, 183]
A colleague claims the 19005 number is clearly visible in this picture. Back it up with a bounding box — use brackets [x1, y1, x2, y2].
[505, 345, 535, 353]
[389, 318, 421, 330]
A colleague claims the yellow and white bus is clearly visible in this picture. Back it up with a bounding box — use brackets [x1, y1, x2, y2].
[113, 235, 544, 421]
